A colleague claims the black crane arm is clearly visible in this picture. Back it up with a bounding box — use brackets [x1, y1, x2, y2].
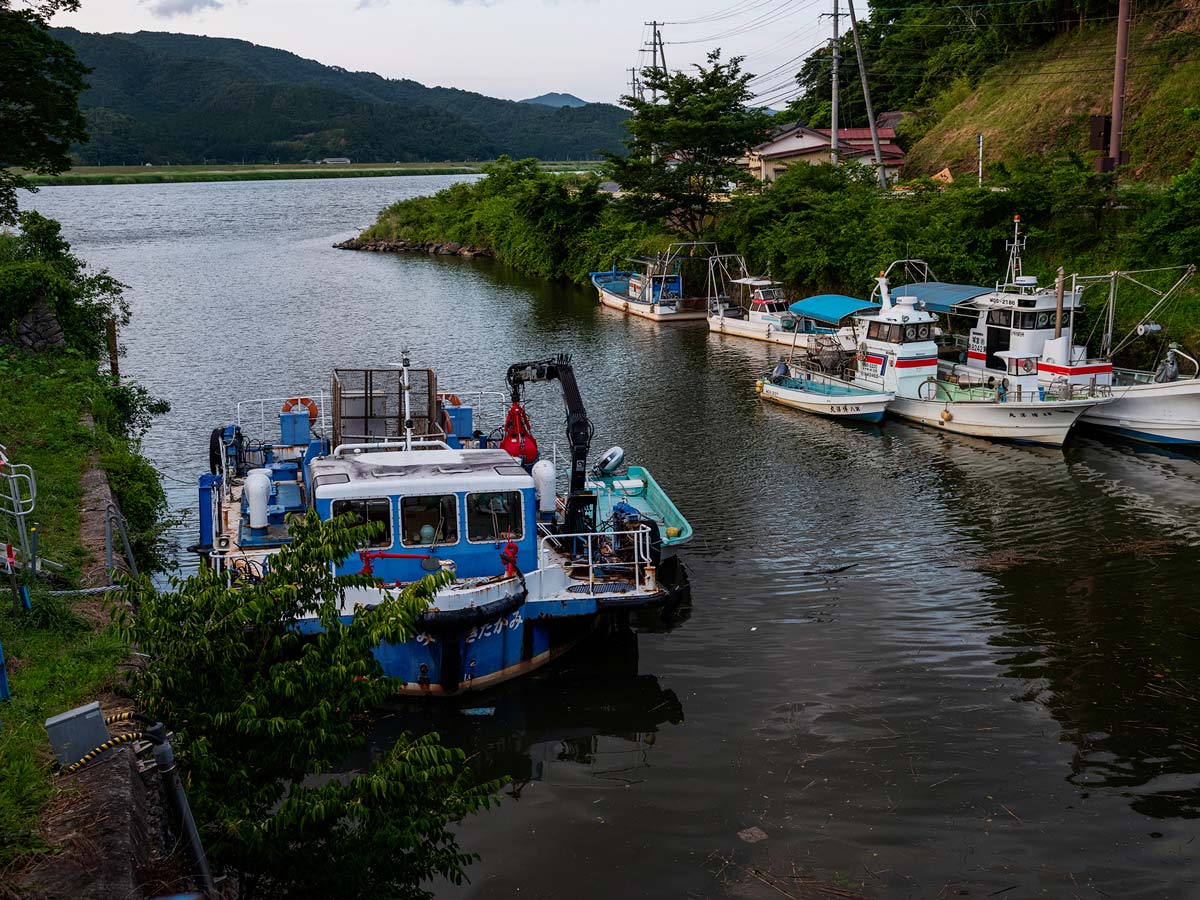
[506, 354, 594, 495]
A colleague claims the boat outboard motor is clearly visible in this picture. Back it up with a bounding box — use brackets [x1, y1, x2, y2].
[593, 446, 625, 477]
[771, 359, 789, 384]
[1154, 352, 1180, 384]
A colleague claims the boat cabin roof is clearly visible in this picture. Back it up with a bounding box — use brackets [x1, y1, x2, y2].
[731, 277, 777, 287]
[897, 279, 1081, 315]
[789, 294, 879, 325]
[309, 447, 533, 499]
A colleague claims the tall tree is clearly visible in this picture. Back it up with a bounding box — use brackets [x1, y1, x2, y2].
[0, 0, 89, 224]
[606, 51, 771, 239]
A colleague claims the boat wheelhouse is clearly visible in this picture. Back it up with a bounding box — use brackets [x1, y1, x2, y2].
[848, 275, 1110, 447]
[590, 242, 724, 322]
[194, 357, 692, 696]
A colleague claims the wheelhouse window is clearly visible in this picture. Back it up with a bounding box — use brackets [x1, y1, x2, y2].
[867, 321, 928, 343]
[987, 309, 1012, 327]
[466, 491, 524, 543]
[400, 495, 459, 547]
[1016, 311, 1054, 330]
[331, 498, 392, 548]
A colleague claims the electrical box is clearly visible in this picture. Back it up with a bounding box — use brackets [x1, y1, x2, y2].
[279, 410, 311, 446]
[45, 701, 110, 767]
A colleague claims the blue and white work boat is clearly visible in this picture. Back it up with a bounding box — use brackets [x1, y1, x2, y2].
[591, 242, 727, 322]
[756, 362, 893, 423]
[193, 356, 692, 696]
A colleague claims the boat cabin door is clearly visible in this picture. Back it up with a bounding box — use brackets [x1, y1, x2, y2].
[985, 319, 1011, 370]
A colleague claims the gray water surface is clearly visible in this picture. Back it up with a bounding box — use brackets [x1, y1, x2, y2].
[29, 177, 1200, 899]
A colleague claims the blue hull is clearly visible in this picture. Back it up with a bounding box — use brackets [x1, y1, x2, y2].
[1082, 422, 1200, 448]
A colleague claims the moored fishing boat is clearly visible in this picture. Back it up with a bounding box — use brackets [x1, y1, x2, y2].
[756, 361, 893, 423]
[849, 275, 1111, 447]
[192, 355, 691, 696]
[590, 242, 724, 322]
[896, 217, 1200, 447]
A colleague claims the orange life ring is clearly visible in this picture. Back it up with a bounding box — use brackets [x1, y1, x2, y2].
[282, 396, 319, 423]
[439, 393, 462, 407]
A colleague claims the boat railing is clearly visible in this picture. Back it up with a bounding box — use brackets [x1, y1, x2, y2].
[332, 439, 451, 456]
[236, 393, 331, 442]
[539, 526, 653, 595]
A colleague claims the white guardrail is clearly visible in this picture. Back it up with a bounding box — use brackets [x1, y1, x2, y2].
[539, 526, 653, 594]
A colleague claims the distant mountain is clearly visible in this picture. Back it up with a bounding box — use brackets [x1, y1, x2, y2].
[520, 92, 589, 109]
[51, 29, 629, 164]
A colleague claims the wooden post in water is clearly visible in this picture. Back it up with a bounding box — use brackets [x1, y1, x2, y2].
[106, 318, 119, 383]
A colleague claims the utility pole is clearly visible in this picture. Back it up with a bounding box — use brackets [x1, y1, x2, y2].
[845, 0, 887, 189]
[830, 0, 840, 165]
[1109, 0, 1131, 175]
[644, 22, 669, 101]
[628, 67, 641, 102]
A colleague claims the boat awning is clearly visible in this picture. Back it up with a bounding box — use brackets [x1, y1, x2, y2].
[895, 282, 991, 314]
[788, 294, 879, 325]
[731, 277, 777, 286]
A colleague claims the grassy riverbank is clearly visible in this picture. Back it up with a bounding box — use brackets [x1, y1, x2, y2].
[358, 156, 1200, 364]
[21, 160, 598, 187]
[0, 352, 169, 863]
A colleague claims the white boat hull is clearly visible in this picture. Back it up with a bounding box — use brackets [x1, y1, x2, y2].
[708, 314, 856, 349]
[761, 381, 891, 423]
[1079, 376, 1200, 445]
[596, 286, 707, 322]
[886, 396, 1096, 447]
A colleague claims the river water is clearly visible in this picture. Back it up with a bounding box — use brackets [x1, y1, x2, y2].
[28, 177, 1200, 899]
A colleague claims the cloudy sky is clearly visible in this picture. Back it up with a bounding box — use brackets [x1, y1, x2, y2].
[49, 0, 831, 105]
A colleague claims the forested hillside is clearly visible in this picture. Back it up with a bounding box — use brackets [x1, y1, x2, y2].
[786, 0, 1200, 179]
[52, 29, 629, 164]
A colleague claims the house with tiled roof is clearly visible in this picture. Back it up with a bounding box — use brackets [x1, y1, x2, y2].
[739, 122, 904, 183]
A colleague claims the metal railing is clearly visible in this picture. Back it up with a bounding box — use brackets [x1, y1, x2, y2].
[236, 392, 330, 441]
[539, 526, 653, 595]
[0, 446, 37, 571]
[104, 502, 139, 582]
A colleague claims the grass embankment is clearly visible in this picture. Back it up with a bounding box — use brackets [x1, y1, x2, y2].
[903, 18, 1200, 179]
[22, 160, 599, 187]
[0, 353, 162, 864]
[356, 156, 1200, 365]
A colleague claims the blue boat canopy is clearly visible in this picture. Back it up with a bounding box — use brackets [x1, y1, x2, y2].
[894, 282, 991, 314]
[788, 294, 879, 325]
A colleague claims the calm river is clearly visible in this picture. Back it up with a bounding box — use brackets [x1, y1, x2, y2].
[29, 177, 1200, 899]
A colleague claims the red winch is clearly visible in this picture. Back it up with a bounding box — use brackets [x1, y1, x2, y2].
[499, 401, 538, 464]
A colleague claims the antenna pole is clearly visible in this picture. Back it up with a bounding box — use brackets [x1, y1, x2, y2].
[845, 0, 886, 189]
[830, 0, 840, 165]
[400, 351, 413, 451]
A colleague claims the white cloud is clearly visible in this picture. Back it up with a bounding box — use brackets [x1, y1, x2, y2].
[145, 0, 222, 16]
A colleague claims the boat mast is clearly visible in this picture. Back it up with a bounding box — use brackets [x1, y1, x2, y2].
[400, 350, 413, 450]
[1003, 215, 1025, 287]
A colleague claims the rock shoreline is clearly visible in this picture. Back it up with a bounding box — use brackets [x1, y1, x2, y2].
[334, 236, 494, 258]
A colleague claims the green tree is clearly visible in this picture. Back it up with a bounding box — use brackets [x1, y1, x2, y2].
[121, 511, 498, 899]
[605, 50, 772, 238]
[0, 0, 89, 224]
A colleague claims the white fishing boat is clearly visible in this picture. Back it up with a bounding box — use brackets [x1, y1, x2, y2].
[591, 242, 725, 322]
[756, 361, 893, 423]
[895, 217, 1200, 447]
[849, 275, 1111, 447]
[706, 258, 875, 352]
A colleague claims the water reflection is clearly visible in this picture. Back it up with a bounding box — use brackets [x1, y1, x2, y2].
[363, 624, 684, 793]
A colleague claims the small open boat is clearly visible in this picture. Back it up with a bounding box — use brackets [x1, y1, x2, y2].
[757, 362, 893, 423]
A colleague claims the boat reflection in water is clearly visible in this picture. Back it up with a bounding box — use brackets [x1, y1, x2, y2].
[356, 622, 685, 791]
